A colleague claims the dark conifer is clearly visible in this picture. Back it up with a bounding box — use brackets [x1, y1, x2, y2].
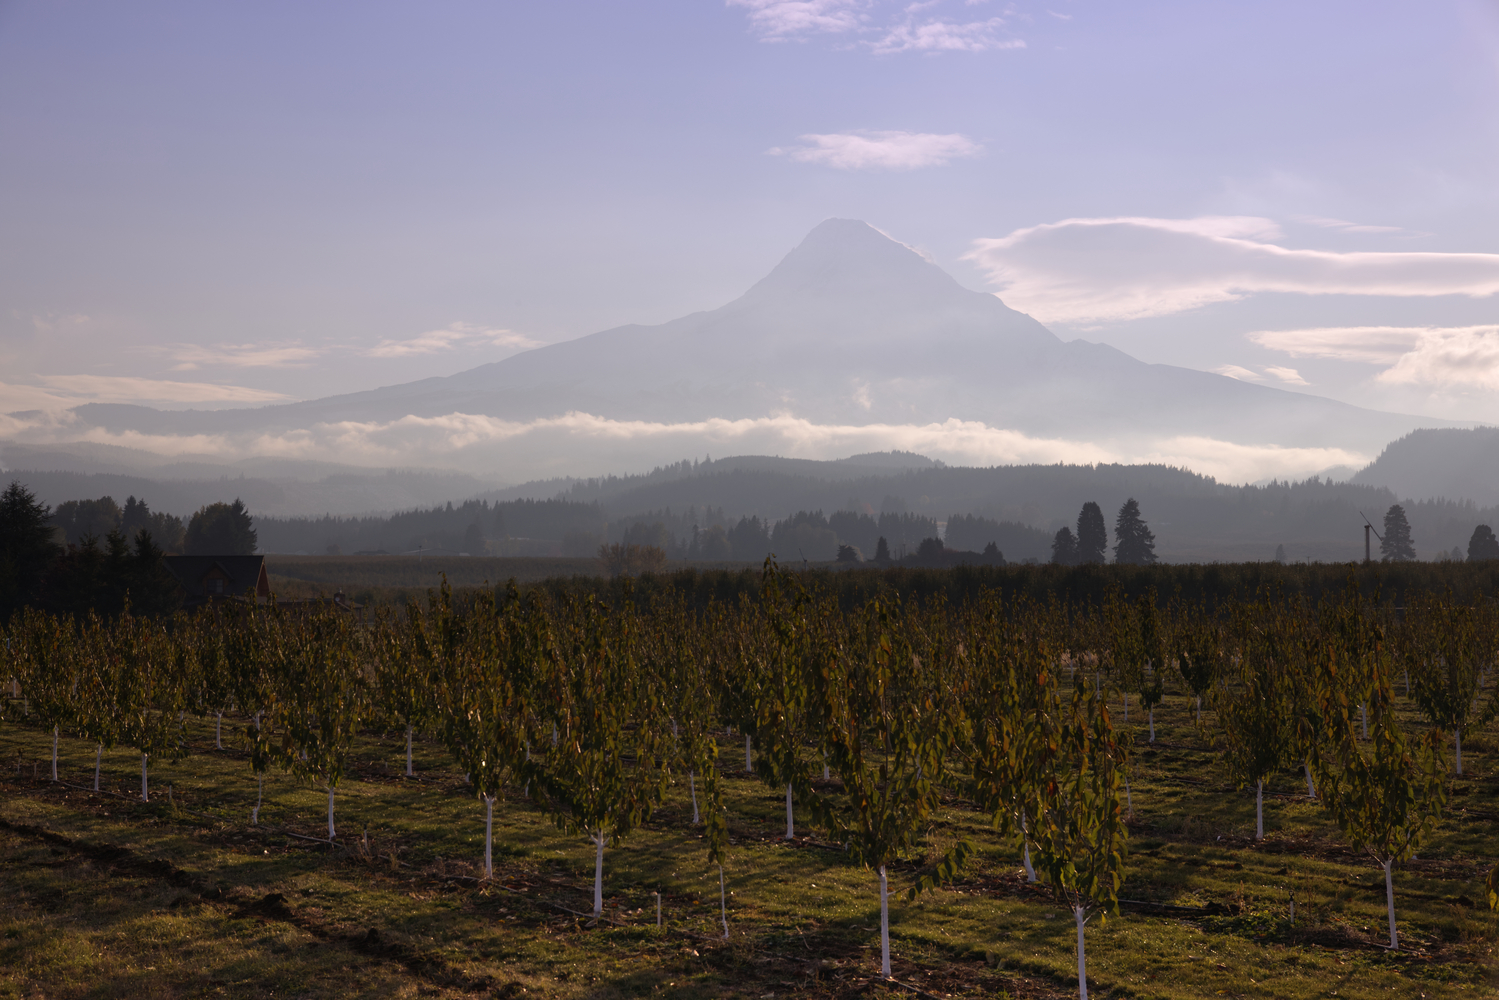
[1051, 526, 1078, 566]
[1075, 502, 1108, 564]
[185, 498, 258, 555]
[0, 480, 62, 617]
[873, 536, 891, 564]
[1467, 524, 1499, 562]
[1380, 504, 1415, 562]
[1112, 498, 1157, 565]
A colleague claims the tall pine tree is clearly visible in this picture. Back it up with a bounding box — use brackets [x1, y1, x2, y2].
[1112, 498, 1157, 565]
[1075, 503, 1108, 564]
[0, 481, 62, 619]
[1380, 504, 1415, 562]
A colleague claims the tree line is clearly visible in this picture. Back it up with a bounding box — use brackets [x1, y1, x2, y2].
[5, 567, 1496, 995]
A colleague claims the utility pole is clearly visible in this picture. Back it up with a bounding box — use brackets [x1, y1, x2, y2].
[1365, 523, 1371, 563]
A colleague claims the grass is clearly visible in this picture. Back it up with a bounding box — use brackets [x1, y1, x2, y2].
[1, 691, 1496, 999]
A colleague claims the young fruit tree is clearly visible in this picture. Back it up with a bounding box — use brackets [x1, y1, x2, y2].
[114, 610, 187, 803]
[1402, 593, 1483, 775]
[1213, 601, 1297, 840]
[531, 595, 671, 922]
[1029, 679, 1130, 1000]
[1315, 684, 1448, 950]
[810, 597, 970, 980]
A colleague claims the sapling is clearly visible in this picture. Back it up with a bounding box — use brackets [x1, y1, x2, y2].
[1404, 593, 1483, 777]
[1213, 600, 1296, 841]
[1315, 687, 1448, 950]
[1029, 680, 1129, 1000]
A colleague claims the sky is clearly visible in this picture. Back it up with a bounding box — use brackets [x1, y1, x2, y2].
[2, 0, 1499, 462]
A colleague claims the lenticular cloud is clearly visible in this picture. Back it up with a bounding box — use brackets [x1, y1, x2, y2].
[966, 217, 1499, 324]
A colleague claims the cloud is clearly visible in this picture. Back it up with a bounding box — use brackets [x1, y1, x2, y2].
[1375, 327, 1499, 390]
[1247, 326, 1424, 365]
[870, 17, 1022, 53]
[1263, 366, 1308, 386]
[14, 407, 1367, 485]
[33, 375, 290, 404]
[727, 0, 1024, 54]
[1213, 364, 1263, 382]
[964, 216, 1499, 323]
[366, 323, 544, 359]
[726, 0, 866, 39]
[167, 341, 323, 370]
[1249, 325, 1499, 391]
[1293, 215, 1418, 236]
[769, 130, 980, 169]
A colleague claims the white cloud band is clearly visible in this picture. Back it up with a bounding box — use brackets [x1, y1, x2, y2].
[769, 130, 980, 170]
[966, 217, 1499, 323]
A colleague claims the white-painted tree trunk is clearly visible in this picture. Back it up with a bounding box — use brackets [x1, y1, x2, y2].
[1124, 771, 1133, 815]
[252, 775, 263, 825]
[689, 770, 700, 824]
[327, 786, 336, 840]
[1147, 705, 1155, 742]
[94, 744, 102, 792]
[215, 713, 222, 750]
[822, 754, 830, 781]
[1455, 728, 1463, 775]
[482, 794, 494, 878]
[592, 830, 605, 920]
[51, 727, 58, 781]
[1020, 812, 1037, 883]
[551, 724, 558, 748]
[406, 724, 414, 777]
[718, 864, 729, 941]
[745, 734, 752, 772]
[1403, 667, 1409, 696]
[1360, 702, 1367, 740]
[785, 784, 794, 840]
[1075, 905, 1090, 1000]
[1255, 779, 1264, 840]
[1304, 759, 1316, 799]
[1195, 695, 1201, 722]
[878, 865, 892, 978]
[1383, 857, 1398, 949]
[140, 752, 149, 802]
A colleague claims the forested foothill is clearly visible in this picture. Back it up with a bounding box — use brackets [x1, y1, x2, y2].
[2, 560, 1497, 998]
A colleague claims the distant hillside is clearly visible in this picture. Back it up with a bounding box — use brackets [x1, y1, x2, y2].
[1353, 427, 1499, 505]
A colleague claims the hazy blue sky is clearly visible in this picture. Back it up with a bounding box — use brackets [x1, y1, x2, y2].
[3, 0, 1498, 427]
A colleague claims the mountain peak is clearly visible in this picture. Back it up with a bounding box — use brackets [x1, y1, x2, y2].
[739, 218, 964, 306]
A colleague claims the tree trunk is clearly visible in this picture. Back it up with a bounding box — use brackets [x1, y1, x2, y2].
[51, 727, 58, 782]
[140, 752, 149, 803]
[1020, 811, 1037, 883]
[215, 713, 222, 750]
[784, 783, 794, 840]
[1403, 667, 1409, 696]
[878, 865, 892, 979]
[1124, 771, 1133, 815]
[1195, 695, 1201, 723]
[822, 754, 830, 781]
[745, 735, 752, 772]
[327, 786, 336, 840]
[1122, 693, 1128, 723]
[592, 831, 605, 920]
[1075, 905, 1089, 1000]
[406, 724, 414, 777]
[1255, 779, 1264, 840]
[718, 864, 730, 941]
[253, 774, 263, 825]
[1455, 728, 1463, 776]
[1360, 702, 1367, 740]
[1304, 759, 1316, 799]
[94, 744, 102, 792]
[1147, 705, 1155, 742]
[482, 794, 494, 878]
[689, 770, 700, 825]
[1383, 857, 1398, 949]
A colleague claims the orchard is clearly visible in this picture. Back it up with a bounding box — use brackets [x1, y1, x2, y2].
[1, 567, 1497, 999]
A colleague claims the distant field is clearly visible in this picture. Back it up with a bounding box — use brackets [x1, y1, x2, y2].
[264, 555, 763, 605]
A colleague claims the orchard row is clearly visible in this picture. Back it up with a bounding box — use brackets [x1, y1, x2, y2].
[4, 572, 1498, 996]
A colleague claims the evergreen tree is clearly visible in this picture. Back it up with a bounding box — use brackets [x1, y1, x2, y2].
[873, 536, 891, 564]
[1467, 524, 1499, 562]
[1275, 544, 1286, 564]
[1051, 526, 1078, 566]
[0, 481, 62, 619]
[1112, 498, 1157, 565]
[1075, 502, 1108, 564]
[1380, 504, 1415, 562]
[185, 498, 258, 555]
